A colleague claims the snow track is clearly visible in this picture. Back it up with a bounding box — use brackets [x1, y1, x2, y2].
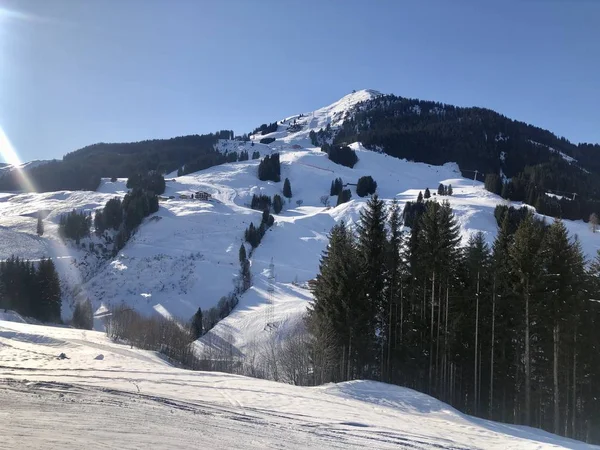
[0, 320, 596, 449]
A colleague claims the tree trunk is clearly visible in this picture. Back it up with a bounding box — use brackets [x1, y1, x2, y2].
[553, 323, 560, 434]
[525, 278, 531, 426]
[572, 328, 577, 437]
[474, 271, 480, 414]
[429, 271, 435, 393]
[490, 277, 496, 419]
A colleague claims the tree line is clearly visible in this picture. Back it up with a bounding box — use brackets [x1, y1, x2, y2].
[308, 195, 600, 444]
[0, 256, 61, 323]
[0, 132, 234, 193]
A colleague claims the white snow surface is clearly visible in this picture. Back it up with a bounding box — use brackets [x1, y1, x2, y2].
[0, 319, 596, 449]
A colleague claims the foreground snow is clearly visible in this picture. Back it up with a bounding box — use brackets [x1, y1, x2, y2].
[0, 320, 595, 449]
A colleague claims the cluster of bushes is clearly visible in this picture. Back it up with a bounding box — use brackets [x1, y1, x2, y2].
[252, 151, 260, 159]
[438, 183, 453, 196]
[258, 153, 281, 182]
[260, 137, 276, 145]
[252, 122, 278, 136]
[126, 171, 166, 195]
[0, 256, 61, 323]
[322, 143, 358, 168]
[58, 210, 92, 244]
[356, 175, 377, 197]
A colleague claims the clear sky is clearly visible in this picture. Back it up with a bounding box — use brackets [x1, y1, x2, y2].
[1, 0, 599, 163]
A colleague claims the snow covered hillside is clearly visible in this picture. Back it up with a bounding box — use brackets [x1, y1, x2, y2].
[0, 90, 597, 330]
[0, 319, 596, 449]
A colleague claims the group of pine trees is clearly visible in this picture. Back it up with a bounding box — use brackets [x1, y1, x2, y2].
[329, 177, 352, 206]
[322, 144, 358, 168]
[58, 210, 92, 244]
[437, 183, 453, 196]
[258, 153, 281, 182]
[308, 194, 600, 444]
[244, 209, 275, 249]
[93, 188, 159, 254]
[484, 170, 600, 223]
[252, 122, 278, 136]
[126, 171, 166, 195]
[356, 176, 377, 197]
[0, 256, 61, 323]
[250, 193, 284, 215]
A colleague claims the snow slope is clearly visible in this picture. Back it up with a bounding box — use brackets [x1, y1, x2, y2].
[0, 90, 597, 329]
[0, 319, 596, 449]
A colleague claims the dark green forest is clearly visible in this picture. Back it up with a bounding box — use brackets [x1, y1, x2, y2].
[0, 131, 234, 193]
[309, 94, 600, 221]
[308, 195, 600, 444]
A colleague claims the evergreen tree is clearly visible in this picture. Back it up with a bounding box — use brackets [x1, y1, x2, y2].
[356, 176, 377, 197]
[36, 258, 61, 323]
[336, 189, 352, 206]
[424, 188, 431, 199]
[438, 184, 445, 196]
[191, 307, 203, 339]
[308, 221, 361, 381]
[447, 184, 453, 195]
[417, 191, 424, 203]
[283, 178, 292, 198]
[508, 214, 544, 426]
[273, 194, 283, 214]
[239, 243, 247, 264]
[355, 195, 388, 378]
[37, 215, 44, 236]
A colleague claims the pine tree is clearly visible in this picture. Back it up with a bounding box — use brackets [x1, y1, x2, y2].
[424, 188, 431, 199]
[438, 184, 445, 196]
[385, 199, 404, 381]
[309, 221, 361, 380]
[417, 191, 424, 203]
[509, 213, 544, 426]
[448, 184, 453, 196]
[37, 215, 44, 236]
[337, 189, 352, 206]
[239, 243, 247, 264]
[283, 178, 292, 198]
[539, 219, 586, 434]
[273, 194, 283, 214]
[355, 195, 388, 378]
[191, 307, 203, 339]
[36, 258, 61, 323]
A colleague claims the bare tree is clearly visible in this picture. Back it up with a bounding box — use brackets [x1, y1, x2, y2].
[590, 213, 599, 233]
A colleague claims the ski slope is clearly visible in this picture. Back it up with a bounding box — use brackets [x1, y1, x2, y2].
[0, 90, 597, 329]
[0, 319, 595, 449]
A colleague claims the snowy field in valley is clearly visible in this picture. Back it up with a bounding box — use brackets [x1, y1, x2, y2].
[0, 319, 596, 449]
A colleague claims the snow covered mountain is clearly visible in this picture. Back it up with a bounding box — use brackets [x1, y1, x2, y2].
[0, 90, 597, 327]
[0, 318, 596, 449]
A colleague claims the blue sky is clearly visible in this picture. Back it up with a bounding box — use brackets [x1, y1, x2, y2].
[1, 0, 599, 162]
